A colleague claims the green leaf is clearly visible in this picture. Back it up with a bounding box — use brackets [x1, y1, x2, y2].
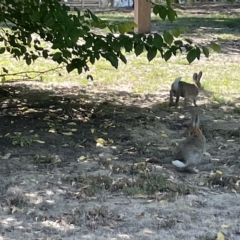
[89, 54, 95, 64]
[101, 52, 118, 69]
[185, 38, 193, 44]
[134, 43, 144, 56]
[66, 63, 75, 73]
[119, 53, 127, 64]
[62, 49, 72, 58]
[0, 47, 5, 54]
[171, 28, 181, 38]
[163, 31, 173, 45]
[20, 45, 27, 54]
[174, 40, 183, 47]
[42, 50, 48, 59]
[88, 10, 99, 23]
[78, 67, 82, 74]
[153, 33, 163, 49]
[146, 35, 153, 45]
[166, 0, 172, 7]
[31, 12, 40, 21]
[147, 47, 157, 62]
[122, 37, 132, 52]
[202, 46, 209, 58]
[26, 58, 31, 65]
[2, 67, 8, 73]
[187, 49, 198, 63]
[159, 6, 167, 20]
[210, 42, 221, 52]
[52, 52, 62, 61]
[124, 22, 137, 32]
[11, 48, 21, 58]
[46, 18, 55, 27]
[118, 24, 126, 34]
[164, 50, 172, 61]
[153, 5, 159, 15]
[168, 8, 177, 22]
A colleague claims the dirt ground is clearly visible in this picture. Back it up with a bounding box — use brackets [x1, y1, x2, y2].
[0, 78, 239, 240]
[1, 3, 240, 240]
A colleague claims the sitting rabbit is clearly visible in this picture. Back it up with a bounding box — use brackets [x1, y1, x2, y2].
[172, 113, 206, 173]
[169, 71, 203, 107]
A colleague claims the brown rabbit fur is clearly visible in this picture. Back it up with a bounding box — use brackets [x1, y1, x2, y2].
[169, 71, 203, 107]
[172, 113, 206, 173]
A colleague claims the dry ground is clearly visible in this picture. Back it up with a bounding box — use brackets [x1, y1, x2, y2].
[0, 3, 240, 240]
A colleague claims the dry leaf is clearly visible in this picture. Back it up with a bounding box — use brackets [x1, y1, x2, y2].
[91, 128, 95, 133]
[2, 153, 11, 160]
[221, 224, 231, 228]
[204, 151, 211, 156]
[68, 128, 78, 132]
[67, 122, 77, 126]
[95, 138, 106, 144]
[62, 132, 73, 136]
[217, 231, 225, 240]
[33, 140, 45, 144]
[78, 156, 85, 161]
[216, 170, 222, 175]
[48, 129, 56, 133]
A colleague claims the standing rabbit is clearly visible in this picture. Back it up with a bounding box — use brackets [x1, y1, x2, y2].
[172, 113, 206, 173]
[169, 71, 203, 107]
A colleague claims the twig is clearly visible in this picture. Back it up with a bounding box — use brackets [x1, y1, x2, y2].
[0, 66, 65, 79]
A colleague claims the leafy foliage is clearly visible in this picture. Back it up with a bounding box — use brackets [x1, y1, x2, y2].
[0, 0, 219, 77]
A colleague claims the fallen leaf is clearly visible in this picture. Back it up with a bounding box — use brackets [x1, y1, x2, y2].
[217, 231, 225, 240]
[216, 170, 222, 175]
[221, 224, 231, 228]
[62, 132, 73, 136]
[48, 129, 56, 133]
[24, 108, 38, 113]
[33, 140, 45, 144]
[204, 151, 211, 156]
[78, 156, 85, 161]
[68, 128, 78, 132]
[231, 189, 237, 194]
[91, 128, 95, 133]
[161, 133, 168, 137]
[2, 153, 11, 160]
[132, 194, 148, 199]
[95, 138, 106, 144]
[67, 122, 77, 126]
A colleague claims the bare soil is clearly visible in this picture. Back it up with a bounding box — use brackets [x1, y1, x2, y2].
[0, 78, 239, 240]
[1, 3, 240, 240]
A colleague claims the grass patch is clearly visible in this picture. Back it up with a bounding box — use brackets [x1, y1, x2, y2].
[63, 171, 196, 199]
[1, 5, 240, 102]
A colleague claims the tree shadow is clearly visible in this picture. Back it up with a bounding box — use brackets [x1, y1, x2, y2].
[0, 83, 239, 238]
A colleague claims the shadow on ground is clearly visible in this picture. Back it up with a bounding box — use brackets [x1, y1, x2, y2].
[0, 83, 240, 239]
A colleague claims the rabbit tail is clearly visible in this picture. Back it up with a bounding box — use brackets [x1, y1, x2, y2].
[172, 160, 186, 168]
[172, 77, 182, 92]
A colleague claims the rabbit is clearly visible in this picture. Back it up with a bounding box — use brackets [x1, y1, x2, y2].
[172, 113, 206, 173]
[169, 71, 203, 107]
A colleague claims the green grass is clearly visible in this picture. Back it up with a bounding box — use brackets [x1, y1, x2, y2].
[1, 4, 240, 103]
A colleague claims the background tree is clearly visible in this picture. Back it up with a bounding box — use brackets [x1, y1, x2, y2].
[0, 0, 219, 81]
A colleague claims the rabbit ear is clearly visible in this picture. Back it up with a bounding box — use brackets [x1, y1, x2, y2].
[193, 73, 198, 81]
[192, 114, 200, 128]
[197, 71, 203, 82]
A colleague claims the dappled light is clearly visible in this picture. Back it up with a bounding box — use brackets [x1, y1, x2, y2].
[0, 1, 240, 239]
